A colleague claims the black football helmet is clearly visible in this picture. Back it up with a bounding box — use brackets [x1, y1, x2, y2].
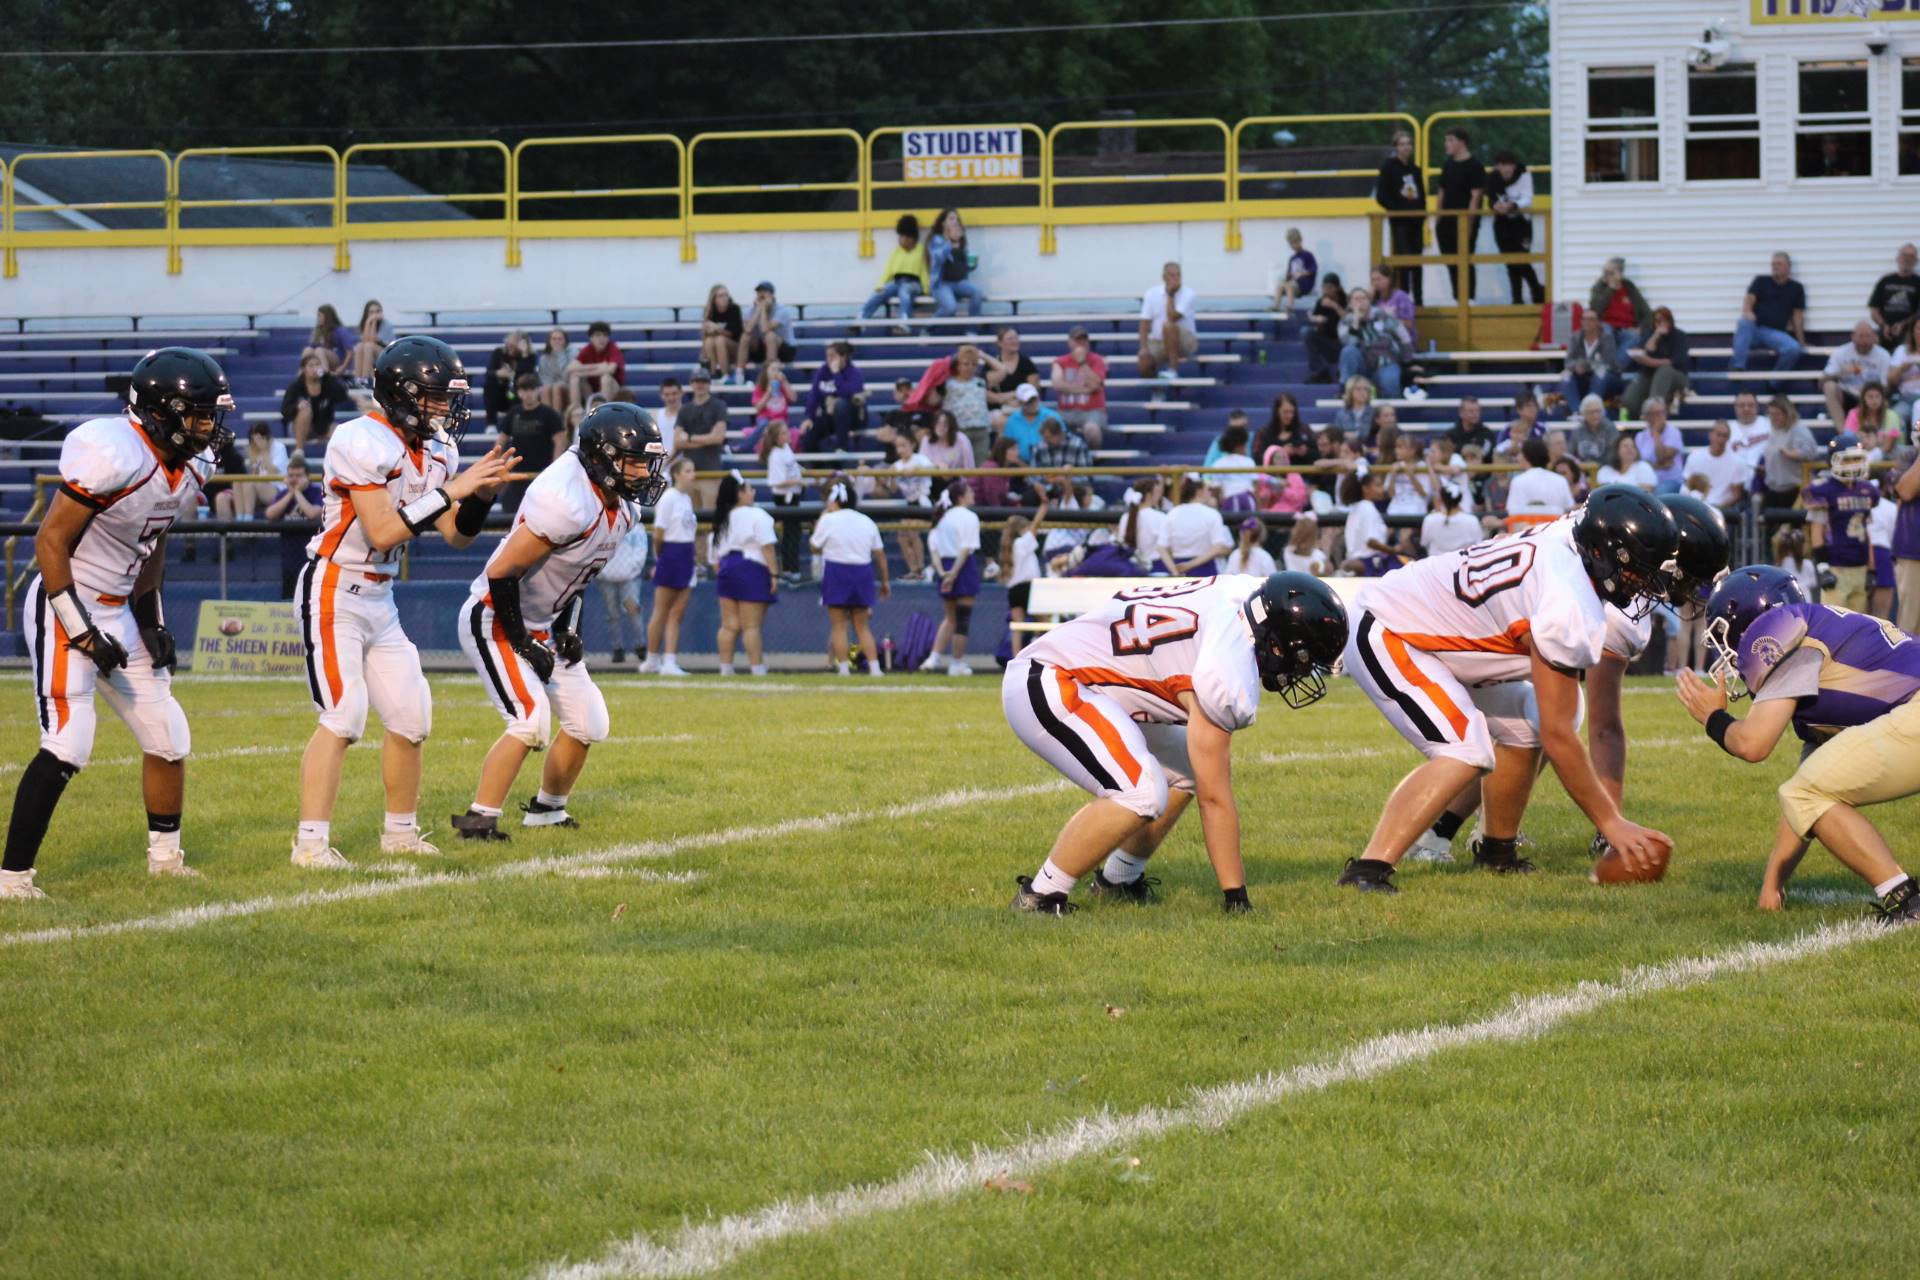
[1702, 565, 1808, 698]
[127, 346, 235, 462]
[1573, 485, 1679, 617]
[1657, 493, 1731, 618]
[578, 401, 668, 504]
[373, 335, 470, 446]
[1244, 571, 1349, 709]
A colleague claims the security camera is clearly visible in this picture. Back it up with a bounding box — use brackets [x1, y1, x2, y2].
[1686, 37, 1733, 69]
[1868, 39, 1889, 56]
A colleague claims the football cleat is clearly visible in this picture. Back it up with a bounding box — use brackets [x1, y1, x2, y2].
[380, 829, 442, 857]
[520, 799, 579, 829]
[450, 811, 510, 842]
[0, 868, 48, 900]
[1470, 838, 1537, 875]
[657, 660, 691, 678]
[947, 661, 974, 678]
[1406, 828, 1456, 865]
[290, 841, 352, 871]
[1088, 869, 1160, 904]
[1011, 875, 1078, 916]
[1875, 879, 1920, 927]
[146, 850, 200, 878]
[1337, 857, 1399, 894]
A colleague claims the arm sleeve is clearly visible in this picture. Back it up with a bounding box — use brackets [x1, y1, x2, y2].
[1753, 648, 1823, 703]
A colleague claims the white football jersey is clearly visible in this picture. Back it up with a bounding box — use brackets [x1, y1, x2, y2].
[309, 411, 460, 573]
[1021, 574, 1266, 730]
[1353, 518, 1607, 685]
[1601, 603, 1651, 664]
[56, 416, 210, 598]
[471, 451, 639, 630]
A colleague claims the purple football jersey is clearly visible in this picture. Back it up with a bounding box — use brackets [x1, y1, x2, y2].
[1802, 477, 1876, 568]
[1739, 603, 1920, 740]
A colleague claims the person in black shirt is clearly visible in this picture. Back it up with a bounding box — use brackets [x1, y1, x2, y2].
[1434, 127, 1486, 303]
[1373, 130, 1424, 305]
[495, 373, 568, 509]
[280, 350, 352, 450]
[1304, 273, 1347, 384]
[1729, 251, 1807, 380]
[1869, 243, 1920, 353]
[1446, 396, 1495, 456]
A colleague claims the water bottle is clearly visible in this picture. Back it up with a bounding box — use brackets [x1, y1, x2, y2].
[881, 635, 894, 672]
[1257, 347, 1268, 365]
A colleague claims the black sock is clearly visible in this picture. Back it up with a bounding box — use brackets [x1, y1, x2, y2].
[1432, 811, 1466, 840]
[147, 811, 182, 835]
[1476, 835, 1519, 863]
[4, 750, 78, 872]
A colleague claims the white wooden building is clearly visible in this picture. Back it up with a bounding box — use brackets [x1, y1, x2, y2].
[1550, 0, 1919, 332]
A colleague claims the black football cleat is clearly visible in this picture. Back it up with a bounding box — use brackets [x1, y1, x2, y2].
[1875, 878, 1920, 926]
[1471, 838, 1537, 875]
[1011, 875, 1078, 916]
[1088, 869, 1160, 904]
[450, 810, 510, 842]
[1337, 857, 1399, 894]
[520, 799, 579, 829]
[1222, 886, 1253, 914]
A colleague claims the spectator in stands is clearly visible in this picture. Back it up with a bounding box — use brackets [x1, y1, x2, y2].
[1683, 420, 1750, 512]
[758, 420, 805, 585]
[1368, 265, 1418, 350]
[935, 344, 993, 460]
[280, 350, 351, 450]
[1422, 483, 1482, 556]
[675, 367, 730, 567]
[1775, 526, 1822, 602]
[1560, 311, 1619, 412]
[483, 330, 535, 426]
[984, 327, 1040, 432]
[1339, 472, 1398, 573]
[1424, 435, 1472, 506]
[1051, 326, 1109, 445]
[265, 454, 323, 599]
[860, 214, 929, 332]
[309, 304, 352, 374]
[1332, 375, 1377, 439]
[1893, 449, 1920, 634]
[927, 209, 986, 319]
[924, 407, 975, 472]
[1257, 392, 1315, 479]
[1551, 456, 1589, 504]
[1138, 261, 1198, 383]
[1589, 258, 1650, 366]
[974, 435, 1024, 509]
[536, 328, 572, 415]
[711, 472, 779, 677]
[216, 421, 288, 521]
[645, 457, 698, 677]
[1869, 243, 1920, 353]
[737, 282, 796, 382]
[496, 373, 567, 509]
[1161, 477, 1232, 575]
[1446, 394, 1495, 456]
[1205, 408, 1253, 465]
[1889, 343, 1920, 437]
[1823, 321, 1893, 427]
[1304, 274, 1347, 384]
[698, 284, 744, 383]
[1336, 288, 1411, 398]
[927, 480, 984, 675]
[1729, 387, 1772, 465]
[348, 299, 391, 383]
[1545, 428, 1569, 466]
[1382, 430, 1431, 521]
[879, 376, 926, 447]
[1374, 130, 1424, 304]
[1032, 415, 1093, 474]
[1762, 393, 1822, 510]
[1486, 151, 1543, 305]
[1622, 306, 1691, 417]
[597, 516, 650, 664]
[1212, 425, 1258, 514]
[1274, 228, 1317, 311]
[1728, 251, 1807, 384]
[1491, 413, 1536, 466]
[801, 342, 867, 455]
[1284, 515, 1331, 575]
[750, 359, 792, 451]
[1434, 128, 1485, 303]
[1227, 517, 1277, 577]
[1635, 399, 1685, 494]
[1847, 382, 1902, 452]
[567, 321, 626, 408]
[880, 434, 933, 580]
[1505, 437, 1574, 528]
[1367, 404, 1402, 456]
[655, 376, 682, 451]
[1598, 436, 1656, 491]
[999, 383, 1062, 463]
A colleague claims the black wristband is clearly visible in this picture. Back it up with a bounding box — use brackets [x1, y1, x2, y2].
[455, 493, 495, 537]
[1705, 709, 1736, 754]
[131, 588, 163, 630]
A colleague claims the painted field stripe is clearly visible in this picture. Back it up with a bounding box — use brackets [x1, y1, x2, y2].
[0, 782, 1065, 949]
[535, 919, 1891, 1280]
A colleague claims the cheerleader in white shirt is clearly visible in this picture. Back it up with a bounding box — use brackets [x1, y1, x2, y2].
[998, 493, 1050, 654]
[711, 470, 779, 676]
[1226, 516, 1277, 576]
[926, 479, 982, 677]
[810, 477, 890, 676]
[1158, 477, 1232, 576]
[644, 456, 697, 677]
[1118, 476, 1169, 570]
[759, 419, 806, 583]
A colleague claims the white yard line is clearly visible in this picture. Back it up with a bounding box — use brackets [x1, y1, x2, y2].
[535, 919, 1892, 1280]
[555, 867, 708, 884]
[0, 732, 696, 778]
[0, 782, 1064, 948]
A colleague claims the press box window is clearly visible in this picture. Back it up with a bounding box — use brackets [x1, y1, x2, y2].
[1902, 58, 1920, 177]
[1585, 67, 1659, 183]
[1797, 60, 1872, 179]
[1686, 64, 1760, 181]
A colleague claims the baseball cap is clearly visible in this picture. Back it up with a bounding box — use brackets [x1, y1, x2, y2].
[689, 365, 712, 382]
[755, 280, 775, 293]
[1238, 517, 1263, 536]
[1014, 383, 1039, 403]
[1068, 325, 1091, 342]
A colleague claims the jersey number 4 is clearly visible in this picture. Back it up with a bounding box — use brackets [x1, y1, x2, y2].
[1453, 541, 1536, 606]
[1110, 604, 1199, 655]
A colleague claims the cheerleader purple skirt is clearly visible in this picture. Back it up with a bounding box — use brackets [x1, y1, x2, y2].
[938, 552, 981, 599]
[654, 541, 695, 589]
[716, 550, 775, 603]
[821, 560, 878, 609]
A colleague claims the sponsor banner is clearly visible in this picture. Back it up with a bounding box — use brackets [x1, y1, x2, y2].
[1752, 0, 1919, 22]
[192, 600, 307, 675]
[901, 128, 1026, 183]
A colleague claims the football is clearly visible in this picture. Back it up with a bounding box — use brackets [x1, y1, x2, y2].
[1591, 839, 1671, 885]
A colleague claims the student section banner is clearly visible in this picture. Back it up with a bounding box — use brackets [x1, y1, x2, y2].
[901, 128, 1025, 183]
[1751, 0, 1919, 21]
[191, 600, 307, 675]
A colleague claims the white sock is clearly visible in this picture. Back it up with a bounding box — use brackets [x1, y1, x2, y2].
[869, 664, 883, 677]
[148, 828, 182, 854]
[749, 664, 768, 676]
[836, 661, 851, 676]
[663, 653, 677, 664]
[297, 820, 330, 846]
[1102, 850, 1150, 884]
[383, 812, 417, 834]
[1031, 857, 1079, 896]
[718, 663, 735, 676]
[536, 789, 568, 810]
[470, 803, 503, 819]
[1875, 872, 1911, 898]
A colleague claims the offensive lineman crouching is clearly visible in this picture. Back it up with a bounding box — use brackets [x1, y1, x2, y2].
[2, 349, 232, 899]
[452, 403, 668, 840]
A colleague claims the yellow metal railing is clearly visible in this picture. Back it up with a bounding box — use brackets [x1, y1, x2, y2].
[509, 134, 689, 266]
[1044, 118, 1234, 252]
[865, 123, 1049, 253]
[687, 128, 867, 256]
[1232, 113, 1423, 224]
[173, 146, 345, 272]
[341, 140, 513, 267]
[3, 149, 172, 278]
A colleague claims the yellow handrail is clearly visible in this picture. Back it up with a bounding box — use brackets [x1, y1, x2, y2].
[1045, 118, 1234, 252]
[172, 146, 346, 272]
[865, 124, 1049, 255]
[509, 134, 689, 266]
[1231, 113, 1423, 220]
[686, 128, 866, 260]
[4, 149, 173, 275]
[341, 139, 513, 268]
[1419, 109, 1553, 177]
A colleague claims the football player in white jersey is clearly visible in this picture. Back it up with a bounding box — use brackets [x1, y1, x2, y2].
[292, 336, 517, 870]
[451, 403, 668, 841]
[1406, 494, 1730, 869]
[2, 349, 233, 899]
[1335, 486, 1680, 894]
[1004, 572, 1348, 914]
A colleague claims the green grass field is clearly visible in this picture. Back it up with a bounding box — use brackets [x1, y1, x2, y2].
[2, 670, 1916, 1279]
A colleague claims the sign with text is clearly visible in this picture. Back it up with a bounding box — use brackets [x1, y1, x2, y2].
[192, 599, 308, 675]
[1752, 0, 1919, 21]
[901, 128, 1026, 183]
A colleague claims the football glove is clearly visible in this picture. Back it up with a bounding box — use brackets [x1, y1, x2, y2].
[48, 585, 128, 675]
[515, 637, 556, 684]
[553, 629, 584, 667]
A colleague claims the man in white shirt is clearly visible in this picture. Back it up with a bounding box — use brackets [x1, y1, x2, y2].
[1137, 261, 1198, 382]
[1503, 438, 1574, 529]
[1889, 342, 1920, 431]
[1681, 420, 1751, 512]
[1822, 321, 1893, 426]
[656, 378, 682, 456]
[1728, 389, 1771, 467]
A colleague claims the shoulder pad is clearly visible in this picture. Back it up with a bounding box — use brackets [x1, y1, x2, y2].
[1738, 607, 1812, 694]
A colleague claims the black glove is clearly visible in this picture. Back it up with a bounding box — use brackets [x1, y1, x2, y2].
[140, 624, 177, 672]
[516, 637, 556, 683]
[552, 630, 584, 667]
[49, 586, 128, 675]
[80, 628, 130, 676]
